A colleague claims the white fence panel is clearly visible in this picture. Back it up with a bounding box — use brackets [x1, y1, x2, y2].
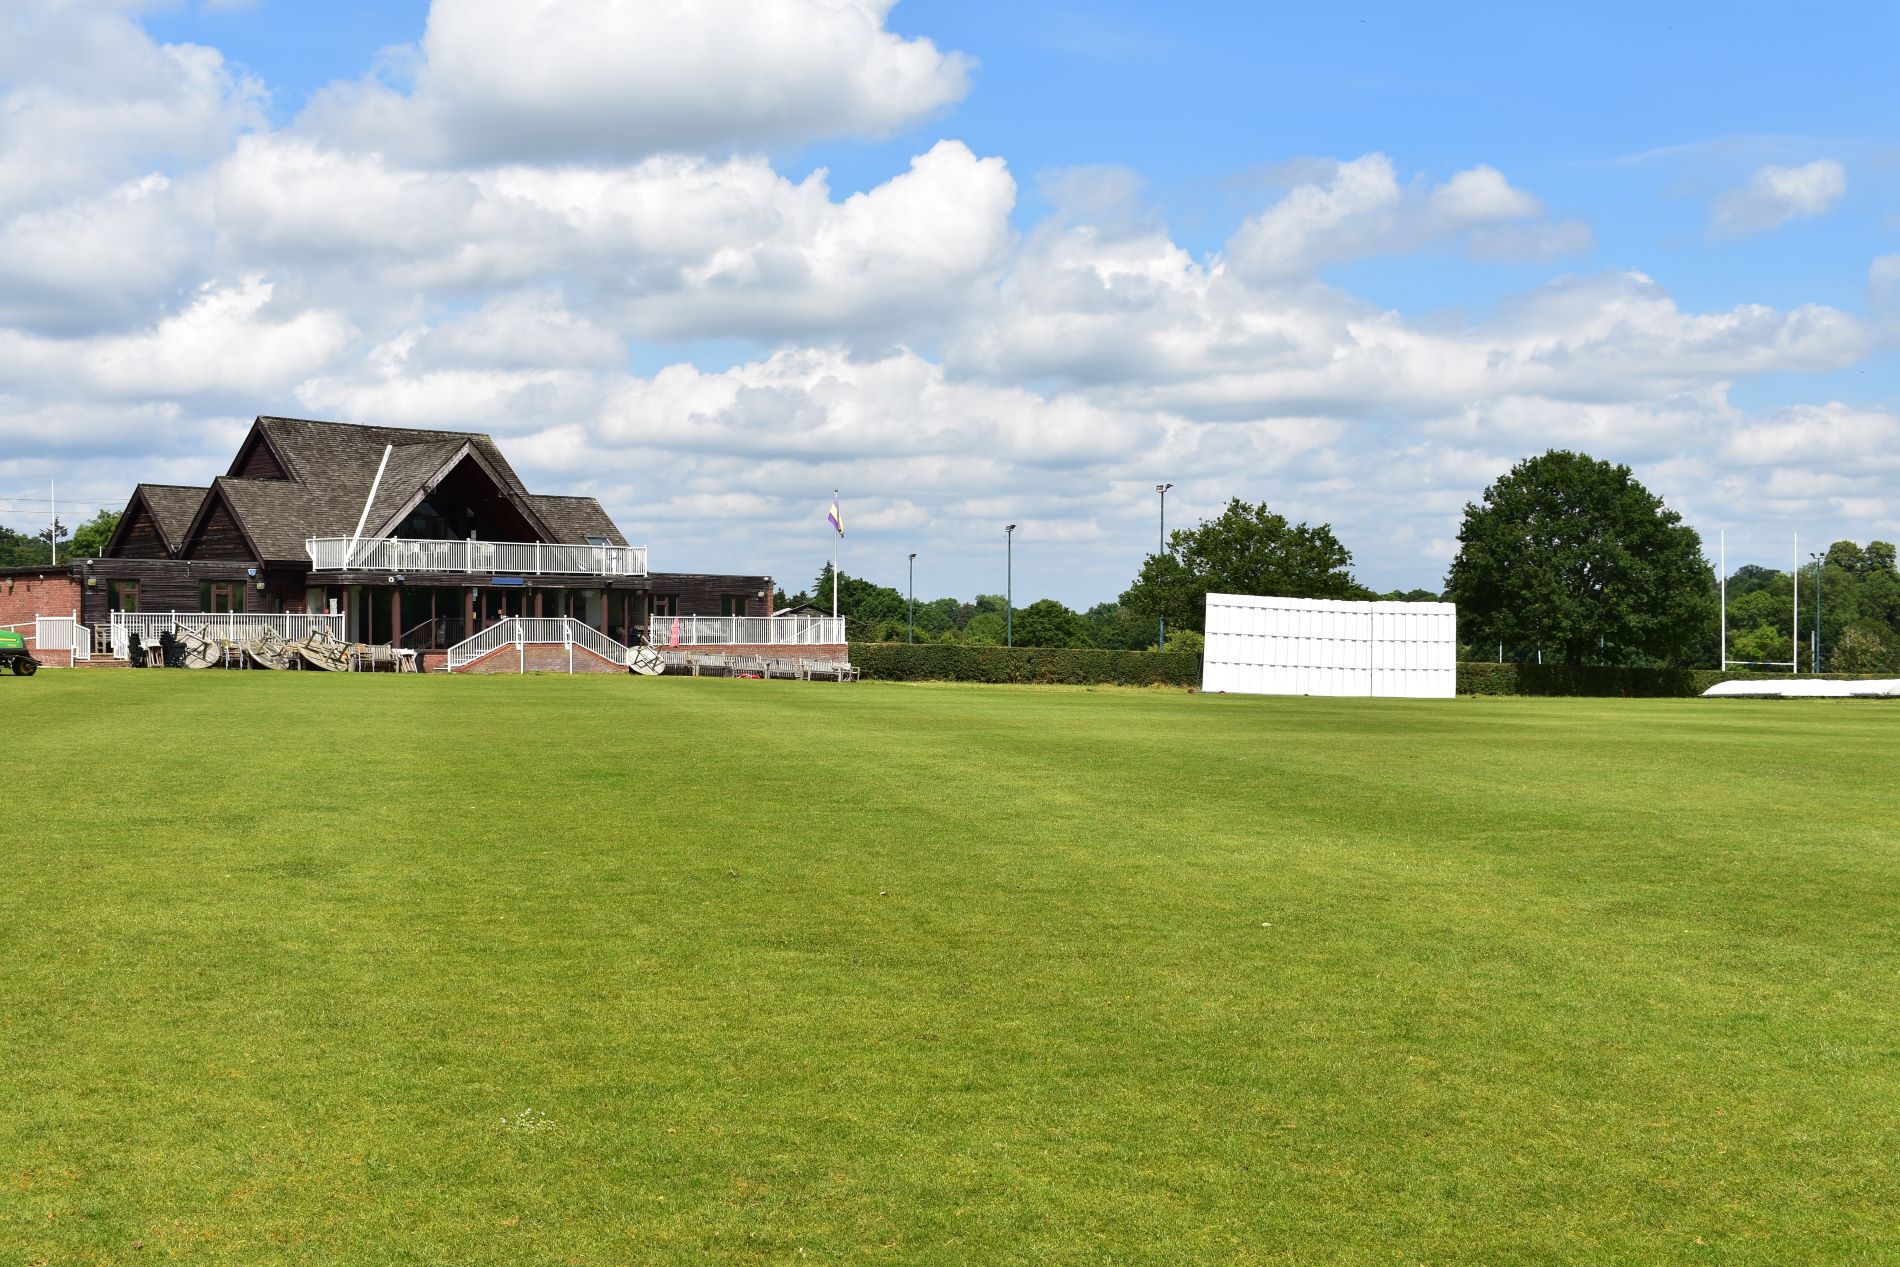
[1202, 594, 1456, 699]
[655, 614, 845, 646]
[108, 612, 344, 661]
[35, 616, 87, 659]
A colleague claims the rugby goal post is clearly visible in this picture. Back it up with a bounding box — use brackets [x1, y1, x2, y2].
[1719, 528, 1801, 673]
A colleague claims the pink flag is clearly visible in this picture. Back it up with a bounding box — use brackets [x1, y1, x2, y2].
[669, 616, 680, 648]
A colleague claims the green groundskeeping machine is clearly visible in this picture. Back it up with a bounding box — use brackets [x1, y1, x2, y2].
[0, 628, 40, 676]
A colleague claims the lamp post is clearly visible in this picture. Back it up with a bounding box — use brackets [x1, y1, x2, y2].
[1005, 524, 1016, 647]
[1155, 483, 1172, 651]
[1810, 550, 1825, 672]
[908, 552, 917, 644]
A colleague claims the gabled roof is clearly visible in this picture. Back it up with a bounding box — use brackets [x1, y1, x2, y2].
[364, 437, 559, 543]
[157, 416, 625, 563]
[530, 495, 628, 547]
[206, 476, 322, 562]
[103, 483, 209, 558]
[145, 484, 210, 553]
[226, 425, 294, 480]
[140, 485, 209, 549]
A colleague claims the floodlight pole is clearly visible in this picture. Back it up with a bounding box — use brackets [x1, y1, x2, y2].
[1811, 550, 1825, 672]
[908, 552, 917, 644]
[1719, 529, 1726, 670]
[1156, 482, 1172, 651]
[1005, 524, 1016, 647]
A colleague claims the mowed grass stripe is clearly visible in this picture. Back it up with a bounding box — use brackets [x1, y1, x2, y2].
[2, 673, 1896, 1264]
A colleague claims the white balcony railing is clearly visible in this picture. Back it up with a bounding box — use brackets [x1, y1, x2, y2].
[651, 614, 845, 646]
[306, 537, 648, 578]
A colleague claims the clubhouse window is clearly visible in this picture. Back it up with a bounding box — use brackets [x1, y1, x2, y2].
[201, 581, 242, 612]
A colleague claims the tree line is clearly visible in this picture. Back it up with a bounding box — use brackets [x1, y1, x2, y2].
[780, 500, 1431, 654]
[0, 509, 118, 568]
[797, 450, 1900, 671]
[1720, 544, 1900, 673]
[24, 474, 1896, 672]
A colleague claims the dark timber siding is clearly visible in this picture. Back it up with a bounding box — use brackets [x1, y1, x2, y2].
[231, 435, 288, 480]
[186, 497, 257, 561]
[645, 572, 773, 620]
[114, 505, 170, 558]
[84, 560, 261, 623]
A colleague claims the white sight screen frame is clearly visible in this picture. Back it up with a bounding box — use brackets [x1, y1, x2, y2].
[1201, 594, 1458, 699]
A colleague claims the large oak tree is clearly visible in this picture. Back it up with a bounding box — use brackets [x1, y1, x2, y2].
[1445, 451, 1713, 666]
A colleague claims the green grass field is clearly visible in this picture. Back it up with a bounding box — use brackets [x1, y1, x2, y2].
[3, 673, 1897, 1264]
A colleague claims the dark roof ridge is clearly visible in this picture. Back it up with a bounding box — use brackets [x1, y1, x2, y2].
[255, 414, 494, 445]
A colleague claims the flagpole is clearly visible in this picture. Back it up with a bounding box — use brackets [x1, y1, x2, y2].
[832, 487, 839, 620]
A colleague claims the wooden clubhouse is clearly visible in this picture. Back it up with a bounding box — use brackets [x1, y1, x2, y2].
[55, 416, 810, 665]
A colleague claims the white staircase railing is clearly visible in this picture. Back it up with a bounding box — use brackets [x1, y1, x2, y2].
[565, 620, 630, 665]
[444, 617, 631, 672]
[444, 620, 523, 670]
[31, 616, 90, 662]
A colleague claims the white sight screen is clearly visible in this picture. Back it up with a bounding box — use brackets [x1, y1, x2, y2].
[1201, 594, 1457, 699]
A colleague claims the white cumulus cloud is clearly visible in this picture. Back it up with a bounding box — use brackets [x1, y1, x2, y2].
[1710, 160, 1847, 238]
[0, 277, 358, 400]
[301, 0, 973, 164]
[199, 134, 1015, 340]
[0, 1, 262, 216]
[1226, 154, 1588, 281]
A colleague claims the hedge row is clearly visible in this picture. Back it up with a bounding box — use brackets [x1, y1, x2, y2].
[852, 643, 1201, 686]
[1456, 662, 1884, 698]
[848, 645, 1881, 695]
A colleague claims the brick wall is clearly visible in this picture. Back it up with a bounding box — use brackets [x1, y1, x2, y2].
[663, 643, 847, 660]
[0, 570, 83, 629]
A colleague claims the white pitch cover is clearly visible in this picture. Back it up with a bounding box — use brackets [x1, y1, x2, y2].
[1200, 594, 1458, 699]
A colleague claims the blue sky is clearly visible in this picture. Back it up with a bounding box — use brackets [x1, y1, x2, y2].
[4, 0, 1897, 602]
[148, 0, 1898, 311]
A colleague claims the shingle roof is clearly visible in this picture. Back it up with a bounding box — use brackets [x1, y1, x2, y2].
[177, 416, 626, 562]
[529, 495, 629, 547]
[136, 484, 208, 552]
[252, 418, 540, 538]
[210, 476, 325, 562]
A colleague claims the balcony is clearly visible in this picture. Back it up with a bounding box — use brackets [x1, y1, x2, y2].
[654, 614, 845, 646]
[306, 537, 648, 578]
